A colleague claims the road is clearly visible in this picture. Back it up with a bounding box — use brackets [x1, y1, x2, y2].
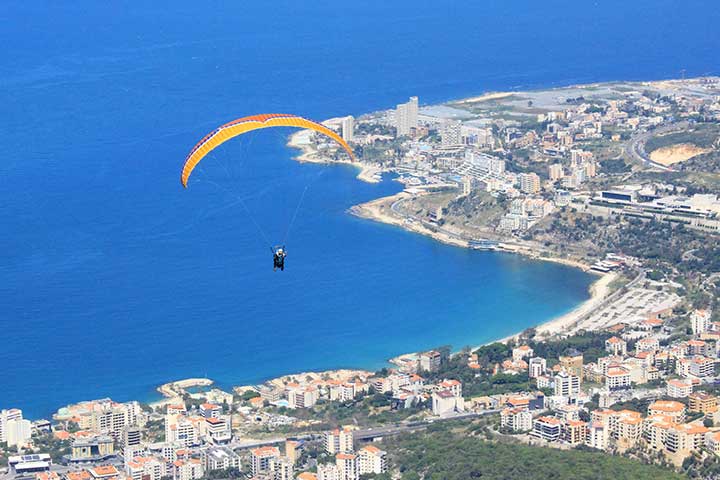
[354, 409, 501, 441]
[623, 122, 690, 172]
[390, 196, 468, 243]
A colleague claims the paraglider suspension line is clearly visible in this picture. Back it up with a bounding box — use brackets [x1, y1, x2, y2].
[204, 178, 274, 250]
[235, 196, 274, 249]
[284, 185, 308, 245]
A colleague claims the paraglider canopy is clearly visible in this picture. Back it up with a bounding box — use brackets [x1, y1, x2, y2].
[180, 113, 355, 187]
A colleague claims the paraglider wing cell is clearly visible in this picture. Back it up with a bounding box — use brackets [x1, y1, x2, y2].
[181, 113, 355, 187]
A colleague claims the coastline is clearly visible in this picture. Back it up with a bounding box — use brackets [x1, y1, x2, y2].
[285, 89, 624, 353]
[287, 129, 382, 184]
[43, 84, 635, 420]
[348, 192, 468, 248]
[491, 271, 617, 346]
[350, 191, 618, 347]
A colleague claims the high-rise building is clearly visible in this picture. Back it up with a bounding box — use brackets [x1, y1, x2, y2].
[395, 96, 418, 137]
[70, 435, 115, 460]
[519, 173, 541, 194]
[528, 357, 547, 379]
[285, 440, 300, 465]
[554, 370, 581, 397]
[165, 415, 199, 447]
[250, 446, 280, 476]
[0, 409, 23, 443]
[548, 163, 564, 181]
[287, 386, 319, 409]
[270, 456, 294, 480]
[335, 453, 358, 480]
[5, 418, 31, 448]
[571, 149, 593, 166]
[691, 309, 711, 335]
[173, 458, 204, 480]
[357, 446, 387, 475]
[91, 401, 141, 438]
[325, 427, 354, 454]
[341, 116, 354, 143]
[585, 161, 597, 177]
[199, 403, 221, 419]
[123, 426, 142, 450]
[419, 350, 442, 372]
[440, 121, 462, 146]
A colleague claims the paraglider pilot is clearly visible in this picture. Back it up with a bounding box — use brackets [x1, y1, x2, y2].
[272, 246, 286, 271]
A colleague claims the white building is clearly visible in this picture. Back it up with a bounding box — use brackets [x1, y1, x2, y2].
[270, 456, 294, 480]
[250, 446, 280, 476]
[317, 463, 340, 480]
[512, 345, 534, 361]
[528, 357, 547, 378]
[464, 150, 506, 175]
[691, 309, 712, 335]
[126, 457, 167, 480]
[201, 446, 241, 471]
[520, 173, 541, 194]
[357, 445, 387, 475]
[548, 163, 564, 181]
[532, 416, 562, 441]
[605, 366, 631, 390]
[205, 417, 231, 444]
[336, 453, 358, 480]
[500, 408, 532, 432]
[586, 423, 609, 450]
[431, 390, 465, 416]
[199, 403, 222, 419]
[325, 428, 354, 454]
[0, 409, 24, 444]
[605, 336, 627, 356]
[165, 415, 199, 447]
[666, 379, 694, 398]
[441, 121, 462, 146]
[396, 96, 418, 137]
[288, 386, 319, 409]
[554, 371, 581, 397]
[173, 459, 203, 480]
[5, 418, 31, 448]
[341, 116, 354, 143]
[92, 401, 142, 438]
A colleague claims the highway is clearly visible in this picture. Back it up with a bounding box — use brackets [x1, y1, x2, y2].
[354, 409, 501, 441]
[623, 122, 690, 172]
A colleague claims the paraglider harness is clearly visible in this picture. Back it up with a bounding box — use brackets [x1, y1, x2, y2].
[272, 246, 286, 271]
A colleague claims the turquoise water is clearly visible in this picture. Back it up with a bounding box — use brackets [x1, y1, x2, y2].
[1, 0, 718, 418]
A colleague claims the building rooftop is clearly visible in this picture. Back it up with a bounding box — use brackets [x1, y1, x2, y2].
[649, 400, 685, 413]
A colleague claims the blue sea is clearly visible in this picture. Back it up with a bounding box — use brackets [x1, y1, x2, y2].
[2, 0, 718, 418]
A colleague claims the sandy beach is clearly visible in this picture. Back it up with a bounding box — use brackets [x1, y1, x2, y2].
[533, 271, 617, 336]
[454, 92, 517, 104]
[483, 271, 616, 347]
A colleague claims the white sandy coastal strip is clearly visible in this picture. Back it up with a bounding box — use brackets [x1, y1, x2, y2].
[454, 92, 517, 104]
